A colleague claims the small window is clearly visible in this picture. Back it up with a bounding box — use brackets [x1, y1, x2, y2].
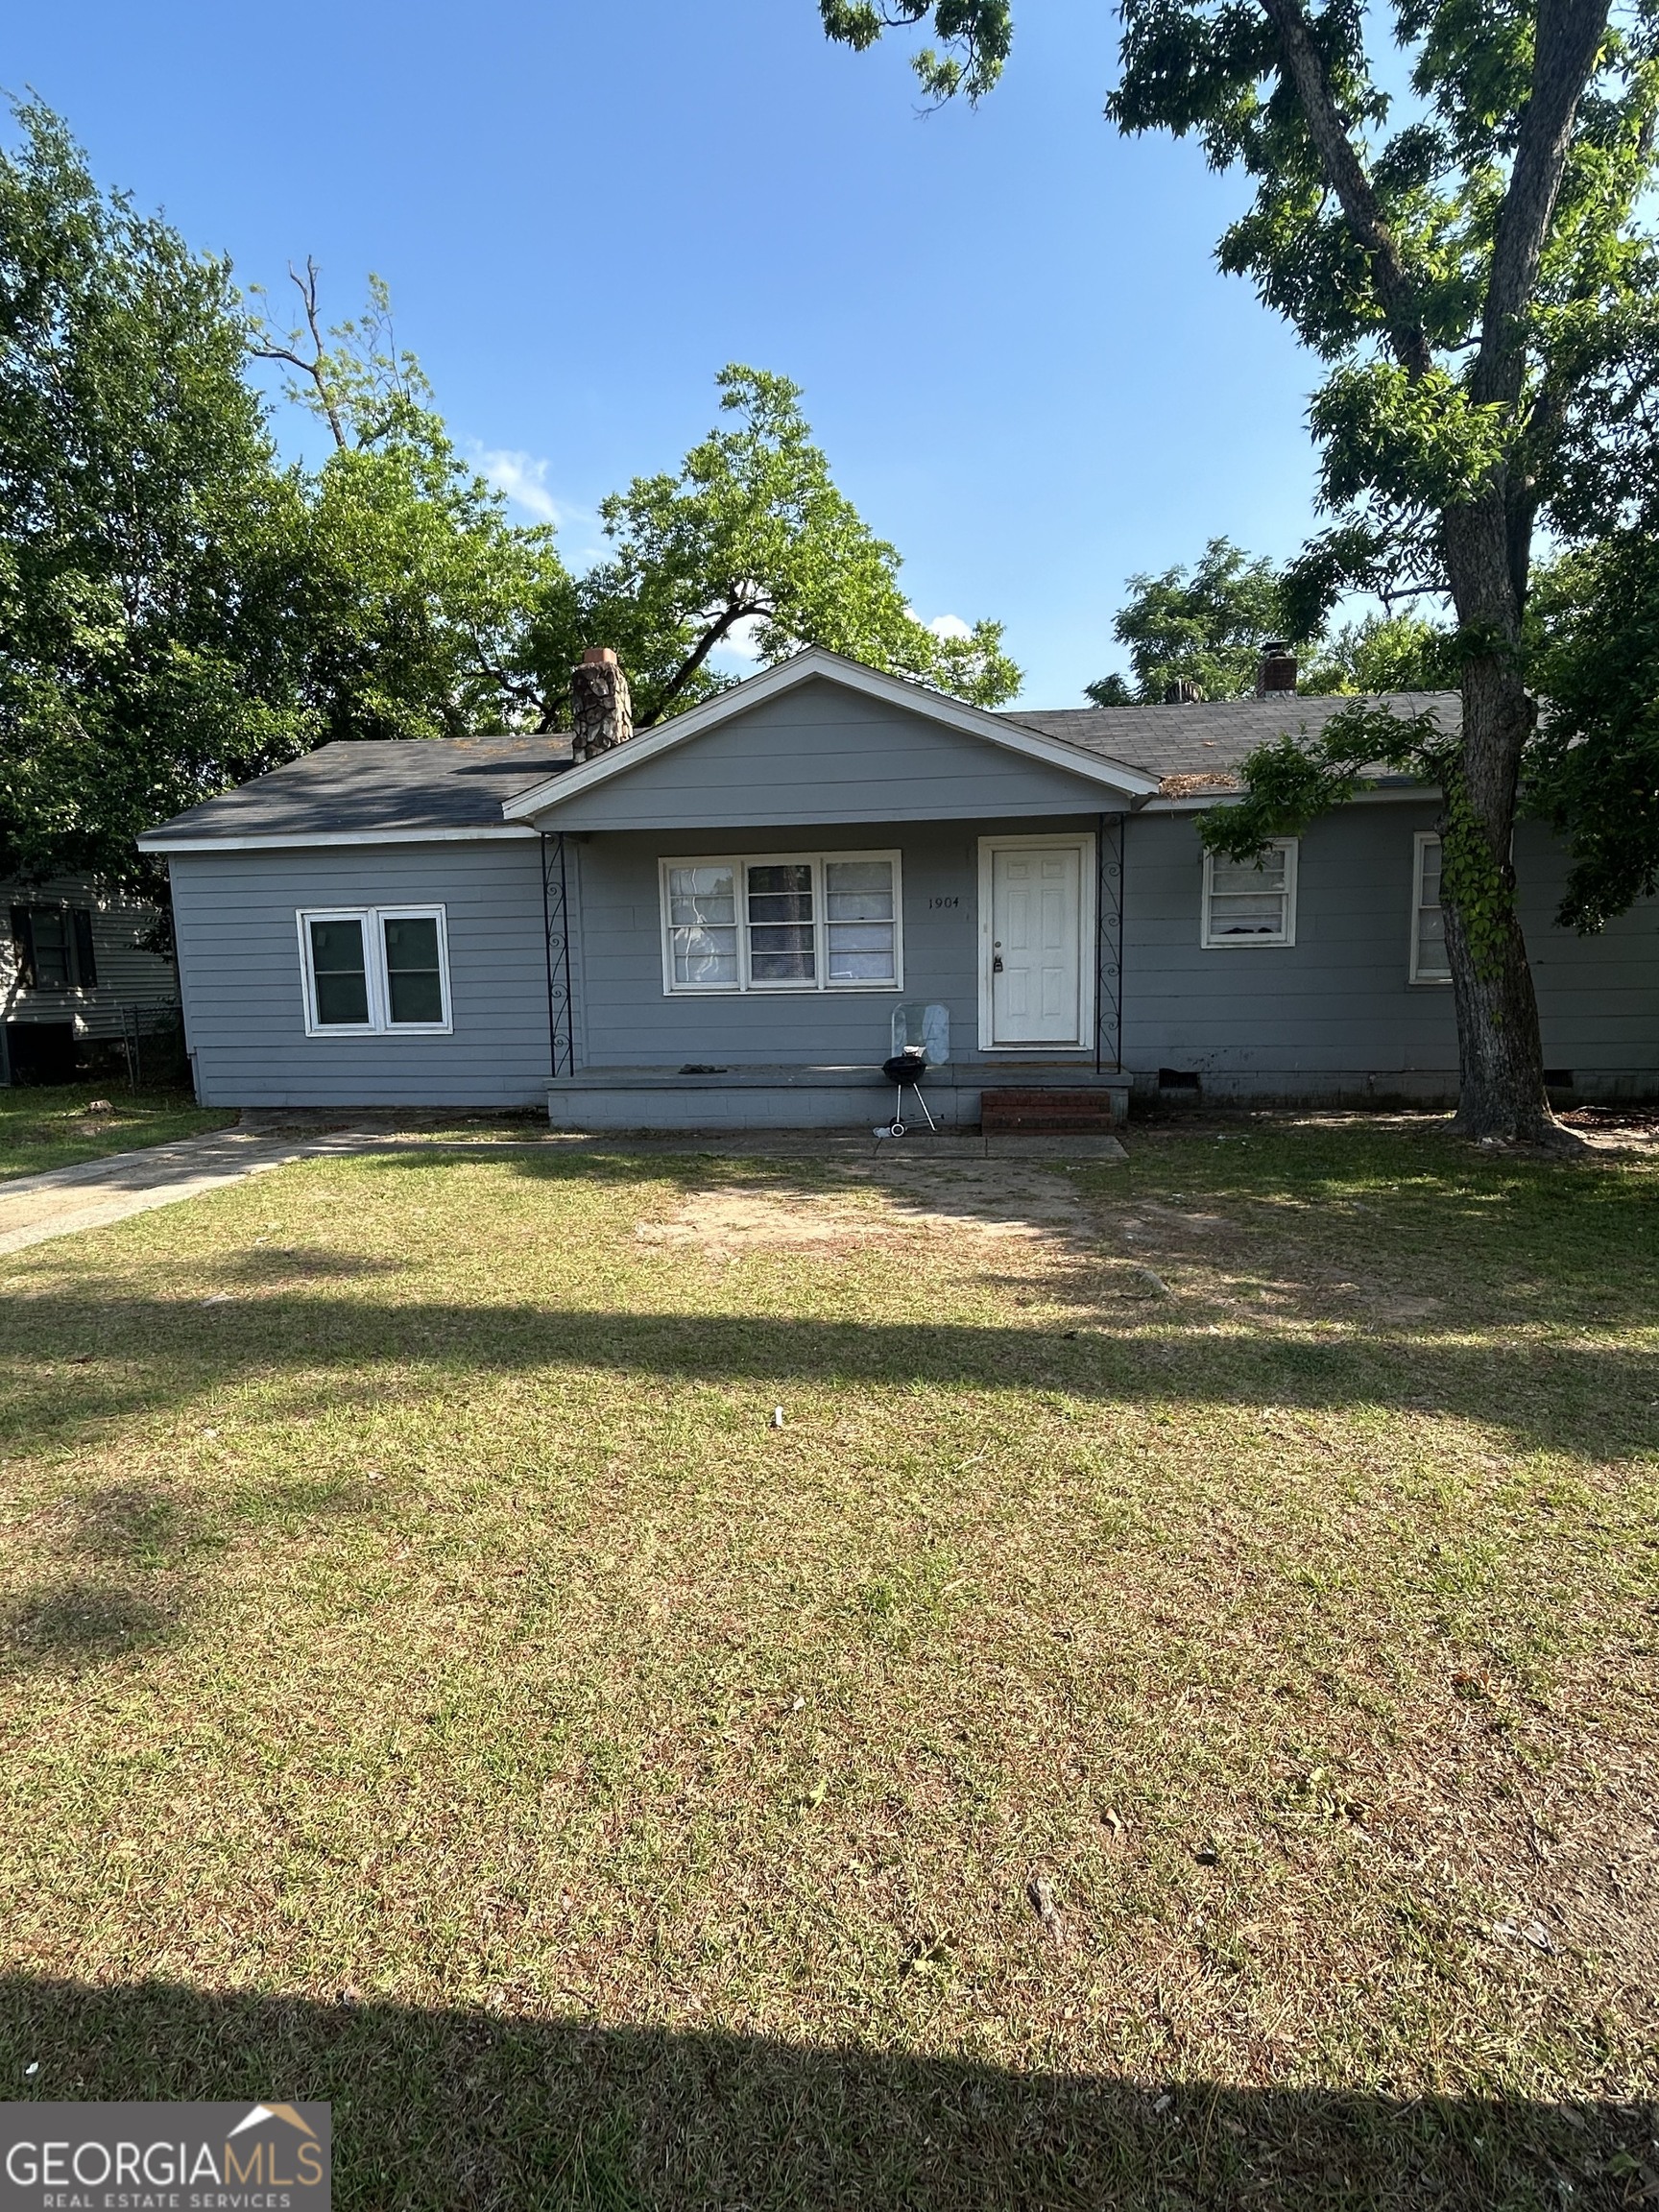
[660, 852, 902, 995]
[9, 904, 98, 991]
[308, 917, 371, 1027]
[1411, 832, 1452, 983]
[1201, 839, 1297, 947]
[298, 907, 450, 1035]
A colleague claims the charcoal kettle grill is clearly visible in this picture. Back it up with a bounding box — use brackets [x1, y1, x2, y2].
[878, 1046, 936, 1138]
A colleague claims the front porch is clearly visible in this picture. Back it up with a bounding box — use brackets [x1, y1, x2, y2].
[545, 1061, 1131, 1133]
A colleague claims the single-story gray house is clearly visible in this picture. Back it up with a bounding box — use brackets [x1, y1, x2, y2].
[137, 647, 1658, 1125]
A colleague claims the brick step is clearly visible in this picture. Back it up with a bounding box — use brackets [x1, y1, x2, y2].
[980, 1088, 1122, 1135]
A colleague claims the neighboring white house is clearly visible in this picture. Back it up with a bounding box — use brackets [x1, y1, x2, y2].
[2, 878, 180, 1084]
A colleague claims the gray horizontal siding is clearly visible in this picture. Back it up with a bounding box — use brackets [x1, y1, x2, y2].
[170, 844, 555, 1107]
[544, 679, 1125, 831]
[575, 820, 1057, 1070]
[164, 802, 1659, 1112]
[1121, 807, 1659, 1090]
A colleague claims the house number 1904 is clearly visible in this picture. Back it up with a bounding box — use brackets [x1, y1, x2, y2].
[927, 896, 961, 909]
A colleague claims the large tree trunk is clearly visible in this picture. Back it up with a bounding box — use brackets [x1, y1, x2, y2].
[1440, 500, 1558, 1142]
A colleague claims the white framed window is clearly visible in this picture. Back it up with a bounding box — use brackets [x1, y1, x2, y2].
[297, 906, 451, 1035]
[1201, 838, 1298, 947]
[660, 851, 902, 995]
[1410, 830, 1452, 983]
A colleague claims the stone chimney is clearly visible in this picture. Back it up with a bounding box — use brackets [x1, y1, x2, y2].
[570, 647, 633, 765]
[1256, 640, 1298, 696]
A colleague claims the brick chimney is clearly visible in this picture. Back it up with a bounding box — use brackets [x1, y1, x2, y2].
[570, 647, 633, 765]
[1256, 640, 1297, 696]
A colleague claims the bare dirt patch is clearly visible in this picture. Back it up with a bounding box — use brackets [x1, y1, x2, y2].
[635, 1161, 1094, 1260]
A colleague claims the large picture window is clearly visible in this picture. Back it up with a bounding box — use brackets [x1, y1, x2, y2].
[661, 852, 902, 995]
[297, 907, 451, 1035]
[1410, 831, 1452, 983]
[1201, 839, 1298, 947]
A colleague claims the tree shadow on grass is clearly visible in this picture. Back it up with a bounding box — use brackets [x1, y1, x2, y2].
[0, 1289, 1653, 1466]
[0, 1977, 1647, 2211]
[0, 1480, 224, 1674]
[0, 1580, 173, 1669]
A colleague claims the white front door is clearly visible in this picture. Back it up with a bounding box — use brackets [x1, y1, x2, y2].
[984, 838, 1090, 1046]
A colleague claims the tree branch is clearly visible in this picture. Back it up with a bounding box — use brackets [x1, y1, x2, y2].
[1256, 0, 1435, 382]
[250, 258, 348, 450]
[1473, 0, 1611, 408]
[637, 599, 771, 728]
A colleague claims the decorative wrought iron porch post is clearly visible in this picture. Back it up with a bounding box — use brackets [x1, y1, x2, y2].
[1095, 814, 1125, 1074]
[541, 831, 574, 1079]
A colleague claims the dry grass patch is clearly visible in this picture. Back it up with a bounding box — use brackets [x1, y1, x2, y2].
[0, 1116, 1655, 2207]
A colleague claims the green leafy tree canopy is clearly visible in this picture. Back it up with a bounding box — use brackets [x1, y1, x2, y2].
[532, 366, 1020, 728]
[1087, 537, 1302, 703]
[0, 100, 296, 891]
[252, 261, 564, 742]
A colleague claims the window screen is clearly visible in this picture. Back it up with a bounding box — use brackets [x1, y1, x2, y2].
[747, 863, 816, 983]
[308, 918, 371, 1025]
[382, 915, 445, 1024]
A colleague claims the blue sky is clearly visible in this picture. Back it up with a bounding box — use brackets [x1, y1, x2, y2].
[10, 0, 1327, 705]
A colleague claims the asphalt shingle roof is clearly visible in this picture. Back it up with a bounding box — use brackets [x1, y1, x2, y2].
[1004, 692, 1461, 786]
[140, 735, 572, 843]
[140, 689, 1463, 844]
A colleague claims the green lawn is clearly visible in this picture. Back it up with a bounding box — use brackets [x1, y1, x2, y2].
[0, 1081, 234, 1180]
[0, 1118, 1654, 2208]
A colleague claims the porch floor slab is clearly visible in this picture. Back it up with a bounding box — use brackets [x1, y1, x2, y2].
[547, 1063, 1130, 1137]
[551, 1063, 1126, 1088]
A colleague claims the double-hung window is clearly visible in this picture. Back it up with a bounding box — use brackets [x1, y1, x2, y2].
[298, 907, 451, 1035]
[11, 905, 97, 990]
[1410, 831, 1452, 982]
[661, 852, 902, 994]
[1201, 838, 1297, 947]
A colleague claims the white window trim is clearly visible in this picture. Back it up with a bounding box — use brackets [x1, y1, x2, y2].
[976, 832, 1098, 1054]
[658, 850, 904, 997]
[1201, 838, 1298, 949]
[297, 905, 452, 1036]
[1409, 830, 1453, 985]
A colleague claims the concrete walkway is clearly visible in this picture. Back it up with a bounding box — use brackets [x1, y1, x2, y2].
[0, 1126, 372, 1257]
[0, 1119, 1127, 1260]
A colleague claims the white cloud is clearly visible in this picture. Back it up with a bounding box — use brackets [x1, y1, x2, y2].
[905, 607, 974, 642]
[473, 446, 565, 526]
[709, 615, 767, 664]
